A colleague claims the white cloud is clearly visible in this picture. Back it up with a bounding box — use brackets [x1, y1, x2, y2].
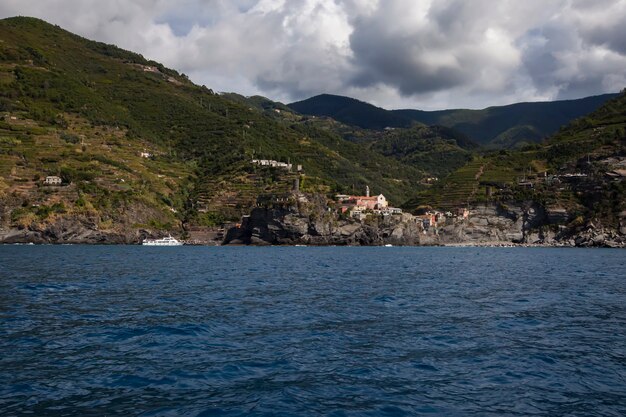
[0, 0, 624, 109]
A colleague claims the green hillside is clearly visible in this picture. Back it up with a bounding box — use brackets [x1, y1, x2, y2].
[395, 94, 619, 147]
[282, 99, 477, 177]
[220, 93, 293, 113]
[358, 125, 475, 177]
[0, 17, 427, 237]
[289, 94, 413, 130]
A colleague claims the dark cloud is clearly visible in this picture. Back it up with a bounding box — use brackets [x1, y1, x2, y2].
[584, 20, 626, 55]
[348, 20, 466, 94]
[520, 25, 575, 90]
[518, 2, 626, 101]
[346, 0, 522, 100]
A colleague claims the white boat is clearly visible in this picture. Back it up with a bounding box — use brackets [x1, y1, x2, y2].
[142, 235, 183, 246]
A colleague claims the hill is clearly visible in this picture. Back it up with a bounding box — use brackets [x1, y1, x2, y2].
[289, 94, 414, 130]
[287, 95, 478, 176]
[0, 16, 426, 242]
[220, 92, 293, 114]
[352, 125, 476, 178]
[1, 16, 622, 245]
[288, 93, 618, 147]
[395, 94, 619, 147]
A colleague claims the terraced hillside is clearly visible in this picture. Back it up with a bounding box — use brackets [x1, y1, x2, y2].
[0, 111, 192, 236]
[406, 158, 485, 210]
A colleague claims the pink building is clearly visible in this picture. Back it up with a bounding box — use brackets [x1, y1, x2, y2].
[353, 194, 388, 210]
[337, 186, 389, 214]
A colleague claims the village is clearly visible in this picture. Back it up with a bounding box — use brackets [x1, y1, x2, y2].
[249, 158, 467, 229]
[333, 185, 469, 232]
[250, 158, 475, 233]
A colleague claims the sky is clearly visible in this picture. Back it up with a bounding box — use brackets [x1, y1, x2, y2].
[1, 0, 625, 110]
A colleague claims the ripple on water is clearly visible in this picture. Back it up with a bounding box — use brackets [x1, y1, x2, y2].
[0, 246, 625, 416]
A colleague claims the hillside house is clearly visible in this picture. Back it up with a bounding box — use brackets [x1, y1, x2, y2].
[354, 194, 388, 210]
[351, 207, 366, 220]
[251, 159, 293, 170]
[336, 186, 405, 218]
[43, 175, 62, 185]
[337, 192, 387, 212]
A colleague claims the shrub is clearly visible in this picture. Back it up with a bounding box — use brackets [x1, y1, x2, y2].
[61, 132, 80, 144]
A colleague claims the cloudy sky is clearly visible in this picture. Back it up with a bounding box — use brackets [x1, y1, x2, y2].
[1, 0, 625, 109]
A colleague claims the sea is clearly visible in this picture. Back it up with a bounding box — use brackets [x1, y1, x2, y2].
[0, 246, 625, 416]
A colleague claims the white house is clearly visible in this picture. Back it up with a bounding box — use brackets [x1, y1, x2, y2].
[43, 176, 62, 185]
[251, 159, 293, 170]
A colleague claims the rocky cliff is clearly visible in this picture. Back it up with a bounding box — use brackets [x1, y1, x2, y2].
[0, 194, 179, 244]
[224, 193, 424, 246]
[441, 203, 626, 248]
[0, 217, 152, 244]
[224, 193, 626, 247]
[3, 190, 624, 247]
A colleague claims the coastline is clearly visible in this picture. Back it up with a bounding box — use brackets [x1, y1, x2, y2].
[2, 238, 623, 248]
[2, 196, 624, 248]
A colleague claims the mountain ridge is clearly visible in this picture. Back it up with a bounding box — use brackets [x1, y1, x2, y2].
[289, 92, 619, 147]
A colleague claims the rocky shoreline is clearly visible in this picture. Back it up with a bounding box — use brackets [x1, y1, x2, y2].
[223, 193, 626, 248]
[0, 216, 157, 245]
[2, 193, 625, 248]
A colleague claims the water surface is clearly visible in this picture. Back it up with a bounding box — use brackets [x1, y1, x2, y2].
[1, 246, 625, 416]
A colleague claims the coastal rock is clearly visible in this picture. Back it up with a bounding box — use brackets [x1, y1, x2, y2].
[0, 214, 165, 245]
[225, 196, 571, 247]
[224, 194, 423, 246]
[225, 198, 594, 247]
[433, 203, 537, 245]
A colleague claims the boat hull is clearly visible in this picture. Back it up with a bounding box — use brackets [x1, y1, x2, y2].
[142, 236, 183, 246]
[142, 241, 183, 246]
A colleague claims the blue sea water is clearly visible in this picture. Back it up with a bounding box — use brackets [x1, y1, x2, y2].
[0, 246, 625, 416]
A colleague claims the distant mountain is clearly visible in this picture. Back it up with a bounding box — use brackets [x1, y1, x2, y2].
[289, 94, 414, 130]
[220, 93, 293, 113]
[289, 93, 619, 148]
[395, 94, 619, 147]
